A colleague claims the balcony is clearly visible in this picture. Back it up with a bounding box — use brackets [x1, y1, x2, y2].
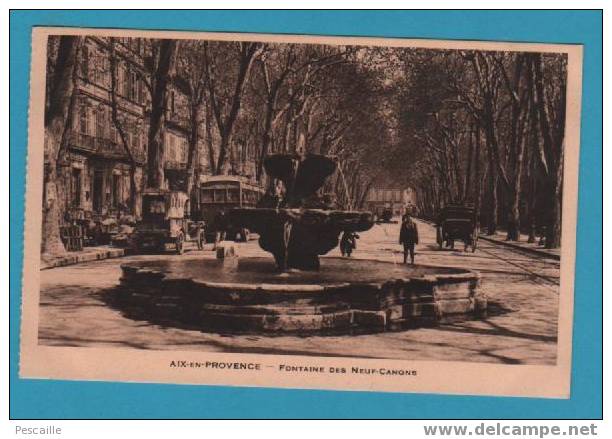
[68, 131, 146, 164]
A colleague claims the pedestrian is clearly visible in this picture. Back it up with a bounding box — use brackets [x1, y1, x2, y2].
[399, 213, 419, 264]
[213, 209, 227, 250]
[340, 231, 359, 257]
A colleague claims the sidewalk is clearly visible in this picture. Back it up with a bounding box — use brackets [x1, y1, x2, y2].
[479, 231, 560, 260]
[41, 246, 126, 270]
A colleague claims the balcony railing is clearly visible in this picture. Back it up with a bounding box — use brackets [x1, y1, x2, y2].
[68, 131, 146, 164]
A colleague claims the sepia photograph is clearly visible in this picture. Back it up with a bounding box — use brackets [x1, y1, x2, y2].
[19, 27, 583, 398]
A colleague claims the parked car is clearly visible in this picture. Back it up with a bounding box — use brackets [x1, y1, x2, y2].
[132, 189, 205, 254]
[380, 208, 393, 223]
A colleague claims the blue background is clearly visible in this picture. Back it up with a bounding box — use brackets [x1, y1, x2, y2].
[9, 10, 602, 419]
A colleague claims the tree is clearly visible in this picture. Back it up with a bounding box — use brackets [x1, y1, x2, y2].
[144, 39, 178, 189]
[203, 41, 263, 175]
[530, 52, 567, 248]
[392, 47, 567, 248]
[42, 35, 82, 256]
[252, 44, 351, 180]
[177, 40, 207, 197]
[108, 37, 139, 214]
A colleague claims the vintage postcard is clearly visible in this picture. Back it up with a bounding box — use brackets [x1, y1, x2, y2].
[19, 26, 582, 398]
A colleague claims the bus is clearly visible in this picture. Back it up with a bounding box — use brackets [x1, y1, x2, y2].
[198, 176, 265, 242]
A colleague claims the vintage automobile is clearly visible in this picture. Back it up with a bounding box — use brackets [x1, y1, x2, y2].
[435, 203, 479, 252]
[380, 208, 394, 223]
[132, 189, 205, 254]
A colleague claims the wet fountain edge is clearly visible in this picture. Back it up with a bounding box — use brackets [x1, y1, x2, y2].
[116, 257, 487, 335]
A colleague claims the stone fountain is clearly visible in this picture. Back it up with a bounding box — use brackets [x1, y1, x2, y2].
[227, 150, 374, 271]
[116, 146, 486, 335]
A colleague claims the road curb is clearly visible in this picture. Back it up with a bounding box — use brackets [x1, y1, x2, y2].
[478, 235, 560, 261]
[41, 247, 126, 270]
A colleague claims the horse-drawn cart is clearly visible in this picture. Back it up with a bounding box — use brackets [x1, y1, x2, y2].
[435, 204, 479, 252]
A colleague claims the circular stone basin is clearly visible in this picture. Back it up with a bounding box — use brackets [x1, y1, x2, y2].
[116, 257, 487, 335]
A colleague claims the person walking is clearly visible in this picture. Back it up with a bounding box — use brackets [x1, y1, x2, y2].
[340, 231, 359, 257]
[213, 209, 227, 250]
[399, 213, 419, 264]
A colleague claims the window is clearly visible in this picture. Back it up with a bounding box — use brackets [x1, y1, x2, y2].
[132, 129, 140, 151]
[79, 105, 90, 135]
[128, 70, 138, 101]
[167, 133, 175, 160]
[137, 77, 144, 104]
[81, 45, 89, 78]
[125, 128, 132, 149]
[110, 124, 118, 144]
[227, 189, 239, 203]
[179, 136, 187, 162]
[148, 199, 165, 214]
[169, 90, 176, 115]
[121, 65, 129, 97]
[213, 189, 226, 203]
[71, 168, 82, 207]
[93, 53, 107, 86]
[95, 107, 106, 139]
[103, 57, 110, 86]
[201, 189, 213, 203]
[112, 174, 121, 208]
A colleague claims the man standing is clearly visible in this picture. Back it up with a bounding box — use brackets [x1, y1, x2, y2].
[399, 214, 419, 264]
[213, 209, 227, 250]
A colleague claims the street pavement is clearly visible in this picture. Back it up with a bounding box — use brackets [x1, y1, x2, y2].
[38, 219, 561, 365]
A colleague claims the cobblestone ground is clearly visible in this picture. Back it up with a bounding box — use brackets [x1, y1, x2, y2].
[38, 219, 560, 365]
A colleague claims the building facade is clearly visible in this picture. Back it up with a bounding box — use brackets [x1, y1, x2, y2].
[49, 36, 201, 223]
[364, 187, 417, 218]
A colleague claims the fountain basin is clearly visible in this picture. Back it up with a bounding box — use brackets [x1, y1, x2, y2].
[116, 257, 487, 334]
[227, 208, 374, 270]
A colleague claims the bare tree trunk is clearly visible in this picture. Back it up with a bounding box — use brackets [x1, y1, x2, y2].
[526, 126, 538, 243]
[203, 100, 216, 175]
[506, 116, 529, 241]
[531, 53, 565, 248]
[486, 165, 498, 235]
[463, 123, 475, 202]
[108, 38, 138, 215]
[42, 36, 81, 257]
[147, 39, 177, 189]
[185, 103, 200, 197]
[547, 166, 563, 248]
[474, 123, 483, 226]
[210, 43, 261, 174]
[257, 94, 276, 181]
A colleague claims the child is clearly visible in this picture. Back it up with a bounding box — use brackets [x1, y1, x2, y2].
[340, 231, 359, 257]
